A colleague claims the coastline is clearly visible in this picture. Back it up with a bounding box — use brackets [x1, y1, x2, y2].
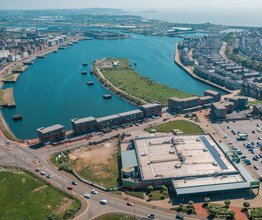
[174, 43, 232, 94]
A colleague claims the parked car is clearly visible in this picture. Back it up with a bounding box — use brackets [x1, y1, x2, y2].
[246, 162, 252, 165]
[253, 157, 258, 161]
[227, 142, 233, 145]
[91, 189, 98, 194]
[241, 156, 247, 159]
[254, 166, 259, 170]
[100, 199, 107, 205]
[252, 131, 256, 134]
[147, 214, 155, 218]
[84, 194, 91, 199]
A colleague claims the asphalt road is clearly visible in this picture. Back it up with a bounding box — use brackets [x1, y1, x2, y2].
[0, 116, 213, 220]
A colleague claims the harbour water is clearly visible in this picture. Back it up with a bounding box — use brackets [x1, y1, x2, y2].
[2, 33, 225, 139]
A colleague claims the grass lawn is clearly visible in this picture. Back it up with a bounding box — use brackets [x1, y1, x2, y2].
[51, 153, 62, 168]
[98, 214, 135, 220]
[249, 99, 262, 107]
[148, 190, 168, 200]
[2, 74, 17, 81]
[98, 58, 192, 106]
[108, 190, 122, 196]
[145, 120, 203, 134]
[0, 167, 81, 220]
[125, 191, 144, 199]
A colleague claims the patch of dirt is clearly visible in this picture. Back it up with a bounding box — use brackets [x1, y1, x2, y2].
[53, 197, 75, 215]
[21, 178, 26, 184]
[69, 155, 77, 160]
[30, 185, 48, 194]
[70, 140, 118, 172]
[47, 205, 51, 209]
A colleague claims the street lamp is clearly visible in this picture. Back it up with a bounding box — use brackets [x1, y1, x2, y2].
[134, 202, 136, 219]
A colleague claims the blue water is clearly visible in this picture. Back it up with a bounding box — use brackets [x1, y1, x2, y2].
[2, 34, 225, 139]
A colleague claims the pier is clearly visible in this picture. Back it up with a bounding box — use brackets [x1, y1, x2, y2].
[0, 88, 16, 108]
[12, 65, 28, 73]
[2, 73, 20, 83]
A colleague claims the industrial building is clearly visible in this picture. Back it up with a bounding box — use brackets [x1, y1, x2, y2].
[37, 124, 66, 145]
[121, 134, 259, 198]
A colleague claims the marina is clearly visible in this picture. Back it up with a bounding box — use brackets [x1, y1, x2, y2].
[1, 33, 225, 139]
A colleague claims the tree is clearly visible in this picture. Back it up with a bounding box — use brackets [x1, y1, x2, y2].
[224, 199, 231, 206]
[147, 185, 153, 192]
[243, 202, 250, 209]
[228, 210, 235, 218]
[188, 200, 194, 208]
[161, 185, 168, 191]
[179, 203, 184, 209]
[204, 197, 210, 206]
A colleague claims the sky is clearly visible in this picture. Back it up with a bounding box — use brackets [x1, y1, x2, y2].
[0, 0, 262, 10]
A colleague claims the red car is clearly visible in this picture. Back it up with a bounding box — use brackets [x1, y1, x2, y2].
[67, 186, 73, 190]
[127, 201, 134, 206]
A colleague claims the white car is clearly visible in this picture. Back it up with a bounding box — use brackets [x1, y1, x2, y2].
[40, 171, 46, 175]
[227, 142, 233, 145]
[91, 189, 98, 194]
[100, 199, 107, 205]
[84, 194, 91, 199]
[223, 135, 227, 138]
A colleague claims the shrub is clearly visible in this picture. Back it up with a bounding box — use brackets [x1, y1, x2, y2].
[161, 185, 168, 191]
[228, 210, 235, 218]
[243, 202, 250, 208]
[147, 185, 153, 192]
[179, 203, 184, 209]
[224, 199, 231, 206]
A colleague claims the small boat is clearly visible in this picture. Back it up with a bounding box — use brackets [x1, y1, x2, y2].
[103, 94, 112, 99]
[12, 114, 22, 120]
[82, 63, 89, 66]
[134, 63, 137, 66]
[82, 71, 87, 74]
[87, 81, 94, 85]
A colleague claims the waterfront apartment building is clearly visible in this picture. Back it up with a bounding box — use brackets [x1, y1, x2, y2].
[226, 96, 249, 110]
[96, 114, 122, 130]
[71, 117, 97, 135]
[210, 101, 234, 119]
[204, 90, 221, 102]
[140, 103, 162, 117]
[199, 96, 214, 106]
[119, 109, 144, 123]
[168, 96, 200, 113]
[37, 124, 66, 145]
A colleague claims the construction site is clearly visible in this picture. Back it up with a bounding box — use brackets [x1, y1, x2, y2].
[122, 134, 260, 198]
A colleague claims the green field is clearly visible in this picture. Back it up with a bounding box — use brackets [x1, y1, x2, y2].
[95, 58, 193, 106]
[145, 120, 203, 134]
[0, 167, 81, 220]
[248, 99, 262, 107]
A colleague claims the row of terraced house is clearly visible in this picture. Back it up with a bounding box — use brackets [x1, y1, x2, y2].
[37, 103, 162, 145]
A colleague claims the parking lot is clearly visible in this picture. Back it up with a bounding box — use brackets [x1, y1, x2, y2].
[212, 119, 262, 178]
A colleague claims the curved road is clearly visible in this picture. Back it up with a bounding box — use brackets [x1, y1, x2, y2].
[0, 124, 210, 220]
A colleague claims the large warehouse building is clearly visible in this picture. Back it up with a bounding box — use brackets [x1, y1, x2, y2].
[121, 134, 259, 197]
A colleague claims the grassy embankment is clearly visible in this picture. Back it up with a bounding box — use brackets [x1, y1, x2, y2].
[0, 167, 81, 220]
[0, 88, 19, 141]
[145, 120, 203, 134]
[93, 58, 193, 106]
[248, 99, 262, 107]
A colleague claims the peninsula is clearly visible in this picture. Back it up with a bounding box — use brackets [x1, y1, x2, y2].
[92, 58, 193, 106]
